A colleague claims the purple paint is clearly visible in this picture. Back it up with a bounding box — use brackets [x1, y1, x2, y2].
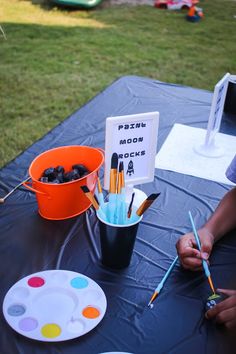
[19, 317, 38, 332]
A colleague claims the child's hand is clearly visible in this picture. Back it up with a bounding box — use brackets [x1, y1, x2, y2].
[176, 227, 214, 271]
[206, 289, 236, 329]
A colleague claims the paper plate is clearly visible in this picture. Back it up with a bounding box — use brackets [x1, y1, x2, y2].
[3, 270, 107, 342]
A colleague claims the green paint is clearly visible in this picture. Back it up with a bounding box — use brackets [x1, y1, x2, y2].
[208, 293, 221, 301]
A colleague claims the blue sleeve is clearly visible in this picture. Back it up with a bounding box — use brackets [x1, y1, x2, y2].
[226, 154, 236, 183]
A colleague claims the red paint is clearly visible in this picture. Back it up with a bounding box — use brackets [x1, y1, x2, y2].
[27, 277, 45, 288]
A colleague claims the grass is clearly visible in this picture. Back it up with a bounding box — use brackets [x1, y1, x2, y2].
[0, 0, 236, 168]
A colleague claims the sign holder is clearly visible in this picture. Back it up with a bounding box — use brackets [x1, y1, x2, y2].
[104, 111, 159, 206]
[194, 72, 230, 158]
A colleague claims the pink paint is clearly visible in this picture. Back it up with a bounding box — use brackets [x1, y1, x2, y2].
[27, 277, 45, 288]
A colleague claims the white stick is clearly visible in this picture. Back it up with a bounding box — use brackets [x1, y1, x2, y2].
[0, 176, 30, 203]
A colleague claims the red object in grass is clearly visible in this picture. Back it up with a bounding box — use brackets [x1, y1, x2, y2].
[154, 0, 198, 10]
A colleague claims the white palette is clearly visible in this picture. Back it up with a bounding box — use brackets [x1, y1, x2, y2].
[3, 270, 107, 342]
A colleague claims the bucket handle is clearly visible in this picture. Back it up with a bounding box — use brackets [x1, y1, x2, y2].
[97, 147, 105, 162]
[97, 147, 105, 155]
[22, 181, 51, 199]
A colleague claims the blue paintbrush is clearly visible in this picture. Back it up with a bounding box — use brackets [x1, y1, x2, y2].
[107, 153, 118, 223]
[96, 173, 105, 210]
[116, 161, 126, 224]
[148, 256, 179, 307]
[80, 185, 107, 221]
[188, 211, 216, 294]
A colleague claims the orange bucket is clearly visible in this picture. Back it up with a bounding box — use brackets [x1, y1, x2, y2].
[23, 145, 104, 220]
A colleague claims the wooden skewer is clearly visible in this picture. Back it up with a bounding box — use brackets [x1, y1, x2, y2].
[0, 176, 31, 204]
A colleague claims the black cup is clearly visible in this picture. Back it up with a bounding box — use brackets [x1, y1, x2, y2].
[97, 210, 142, 270]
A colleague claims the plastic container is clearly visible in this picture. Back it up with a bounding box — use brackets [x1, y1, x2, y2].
[23, 145, 104, 220]
[97, 204, 142, 270]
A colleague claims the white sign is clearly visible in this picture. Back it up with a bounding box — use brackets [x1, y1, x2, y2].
[195, 73, 230, 157]
[104, 111, 159, 189]
[205, 72, 230, 146]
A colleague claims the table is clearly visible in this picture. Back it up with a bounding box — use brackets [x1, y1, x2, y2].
[0, 76, 236, 354]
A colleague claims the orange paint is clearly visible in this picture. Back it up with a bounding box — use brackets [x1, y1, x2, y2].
[82, 306, 100, 319]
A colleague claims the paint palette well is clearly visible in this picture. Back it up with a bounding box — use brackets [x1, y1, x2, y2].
[3, 270, 107, 342]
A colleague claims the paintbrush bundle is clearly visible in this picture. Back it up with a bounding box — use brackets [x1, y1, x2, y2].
[90, 152, 161, 225]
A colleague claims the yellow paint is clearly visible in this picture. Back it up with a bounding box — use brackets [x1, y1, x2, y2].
[41, 323, 61, 338]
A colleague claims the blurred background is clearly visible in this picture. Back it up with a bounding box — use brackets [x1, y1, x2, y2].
[0, 0, 235, 168]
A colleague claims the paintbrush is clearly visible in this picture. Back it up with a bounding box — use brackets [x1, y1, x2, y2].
[80, 185, 107, 221]
[107, 152, 118, 224]
[116, 161, 127, 224]
[188, 211, 216, 295]
[127, 192, 135, 219]
[148, 256, 179, 308]
[115, 161, 122, 224]
[120, 161, 127, 223]
[136, 193, 161, 217]
[0, 176, 31, 204]
[96, 173, 105, 210]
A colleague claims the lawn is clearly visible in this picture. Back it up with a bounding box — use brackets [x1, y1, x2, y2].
[0, 0, 236, 168]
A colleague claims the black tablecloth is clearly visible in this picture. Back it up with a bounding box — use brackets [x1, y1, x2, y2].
[1, 76, 236, 354]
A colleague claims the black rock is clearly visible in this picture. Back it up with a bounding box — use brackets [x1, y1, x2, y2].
[72, 164, 89, 175]
[43, 167, 57, 181]
[63, 172, 74, 182]
[57, 173, 64, 183]
[56, 165, 65, 174]
[205, 293, 226, 312]
[40, 163, 89, 184]
[40, 177, 49, 183]
[82, 171, 89, 177]
[70, 170, 80, 180]
[50, 179, 61, 184]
